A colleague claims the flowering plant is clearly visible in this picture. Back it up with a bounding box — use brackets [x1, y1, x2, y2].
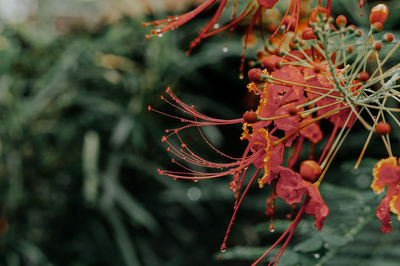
[146, 1, 399, 264]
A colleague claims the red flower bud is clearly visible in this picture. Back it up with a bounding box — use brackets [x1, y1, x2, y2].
[243, 110, 259, 123]
[347, 46, 354, 53]
[309, 7, 329, 24]
[348, 24, 357, 32]
[262, 55, 281, 72]
[300, 160, 322, 182]
[335, 15, 347, 28]
[383, 33, 394, 42]
[372, 22, 383, 32]
[375, 122, 391, 135]
[248, 68, 263, 83]
[283, 15, 296, 31]
[302, 27, 316, 40]
[359, 71, 370, 82]
[374, 41, 382, 51]
[370, 4, 389, 25]
[267, 24, 277, 33]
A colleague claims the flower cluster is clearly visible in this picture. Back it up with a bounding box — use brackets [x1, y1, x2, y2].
[147, 1, 399, 265]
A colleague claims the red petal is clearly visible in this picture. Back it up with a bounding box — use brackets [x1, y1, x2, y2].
[390, 193, 400, 221]
[275, 167, 329, 230]
[371, 157, 400, 195]
[377, 196, 392, 233]
[257, 0, 280, 9]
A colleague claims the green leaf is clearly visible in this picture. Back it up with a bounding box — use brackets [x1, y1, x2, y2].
[294, 237, 323, 253]
[320, 231, 348, 247]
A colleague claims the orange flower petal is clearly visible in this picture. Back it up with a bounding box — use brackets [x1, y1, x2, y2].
[371, 157, 399, 194]
[390, 193, 400, 221]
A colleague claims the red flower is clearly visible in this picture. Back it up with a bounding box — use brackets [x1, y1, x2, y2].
[275, 166, 329, 230]
[371, 157, 400, 233]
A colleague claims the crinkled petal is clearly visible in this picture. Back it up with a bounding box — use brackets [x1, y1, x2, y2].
[275, 167, 329, 230]
[252, 128, 284, 187]
[377, 196, 392, 233]
[304, 186, 329, 230]
[371, 157, 400, 194]
[390, 192, 400, 221]
[300, 115, 323, 144]
[275, 167, 308, 204]
[257, 0, 279, 9]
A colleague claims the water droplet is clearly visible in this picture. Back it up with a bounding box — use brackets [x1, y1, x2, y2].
[239, 73, 244, 79]
[222, 47, 228, 53]
[175, 16, 179, 20]
[156, 29, 161, 33]
[214, 23, 220, 29]
[323, 242, 329, 248]
[314, 253, 320, 259]
[193, 179, 198, 183]
[220, 243, 227, 253]
[269, 228, 275, 233]
[187, 186, 202, 201]
[157, 33, 163, 37]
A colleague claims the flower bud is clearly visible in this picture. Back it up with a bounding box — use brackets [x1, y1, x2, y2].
[267, 24, 277, 33]
[369, 4, 389, 25]
[300, 160, 322, 182]
[302, 27, 317, 40]
[283, 15, 296, 31]
[375, 122, 391, 135]
[374, 41, 382, 51]
[262, 55, 281, 72]
[371, 22, 383, 32]
[347, 46, 354, 53]
[383, 33, 394, 42]
[347, 24, 357, 32]
[336, 15, 347, 28]
[309, 7, 329, 24]
[243, 110, 259, 123]
[359, 71, 370, 82]
[248, 68, 263, 83]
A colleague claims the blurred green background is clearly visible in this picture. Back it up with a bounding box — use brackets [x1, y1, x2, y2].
[0, 0, 399, 265]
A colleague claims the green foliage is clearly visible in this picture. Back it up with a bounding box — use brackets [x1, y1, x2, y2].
[0, 1, 399, 266]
